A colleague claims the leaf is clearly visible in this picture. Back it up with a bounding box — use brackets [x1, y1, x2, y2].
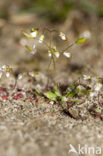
[54, 86, 61, 97]
[25, 45, 33, 51]
[71, 99, 81, 103]
[39, 35, 44, 43]
[70, 84, 75, 89]
[33, 72, 38, 75]
[67, 91, 77, 97]
[44, 92, 57, 101]
[76, 38, 86, 44]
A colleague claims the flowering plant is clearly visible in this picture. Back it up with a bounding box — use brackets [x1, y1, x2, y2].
[22, 27, 86, 86]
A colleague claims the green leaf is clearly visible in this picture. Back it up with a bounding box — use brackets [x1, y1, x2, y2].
[25, 45, 33, 51]
[67, 91, 76, 97]
[44, 92, 57, 101]
[76, 38, 86, 44]
[70, 84, 75, 89]
[54, 86, 61, 97]
[33, 72, 38, 75]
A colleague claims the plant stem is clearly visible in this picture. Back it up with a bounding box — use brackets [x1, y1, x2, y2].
[46, 57, 52, 89]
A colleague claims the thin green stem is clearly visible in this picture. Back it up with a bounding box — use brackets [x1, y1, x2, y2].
[52, 54, 56, 72]
[50, 32, 52, 48]
[46, 57, 52, 88]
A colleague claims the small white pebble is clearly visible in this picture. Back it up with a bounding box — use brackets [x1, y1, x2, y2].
[49, 101, 54, 105]
[90, 92, 95, 97]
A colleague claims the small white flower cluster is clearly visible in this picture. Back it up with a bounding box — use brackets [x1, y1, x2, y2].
[59, 32, 67, 41]
[0, 65, 13, 79]
[83, 75, 91, 80]
[23, 29, 72, 60]
[48, 46, 71, 59]
[23, 29, 45, 55]
[30, 31, 38, 38]
[48, 46, 60, 58]
[30, 30, 45, 43]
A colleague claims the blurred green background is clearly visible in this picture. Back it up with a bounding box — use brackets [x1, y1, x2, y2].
[0, 0, 103, 22]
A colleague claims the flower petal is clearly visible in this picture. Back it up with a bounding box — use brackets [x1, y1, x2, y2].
[63, 52, 71, 58]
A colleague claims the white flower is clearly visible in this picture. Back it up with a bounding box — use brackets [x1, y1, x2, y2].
[80, 30, 91, 39]
[6, 72, 10, 78]
[39, 35, 44, 43]
[83, 75, 91, 80]
[59, 32, 66, 40]
[30, 31, 38, 38]
[54, 51, 60, 58]
[63, 52, 71, 58]
[48, 52, 52, 57]
[94, 83, 102, 91]
[31, 44, 37, 55]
